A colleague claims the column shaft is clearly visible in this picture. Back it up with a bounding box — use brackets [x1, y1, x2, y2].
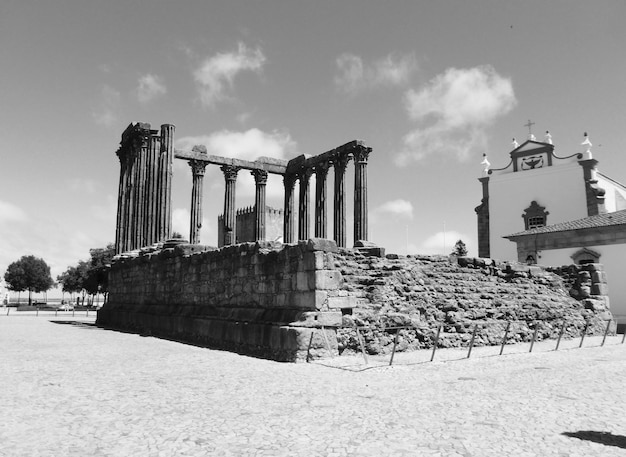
[283, 175, 296, 243]
[159, 124, 175, 241]
[333, 154, 350, 247]
[353, 147, 370, 244]
[298, 169, 312, 240]
[189, 160, 207, 244]
[252, 170, 268, 241]
[314, 164, 329, 238]
[221, 165, 240, 245]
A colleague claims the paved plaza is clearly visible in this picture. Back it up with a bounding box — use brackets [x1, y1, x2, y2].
[1, 314, 625, 456]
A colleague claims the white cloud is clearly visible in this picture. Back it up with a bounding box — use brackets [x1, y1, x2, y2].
[372, 199, 414, 221]
[176, 128, 296, 162]
[396, 65, 516, 165]
[416, 230, 474, 256]
[176, 128, 297, 201]
[92, 85, 121, 127]
[194, 42, 266, 108]
[0, 200, 27, 223]
[172, 208, 212, 244]
[137, 74, 167, 103]
[334, 52, 417, 93]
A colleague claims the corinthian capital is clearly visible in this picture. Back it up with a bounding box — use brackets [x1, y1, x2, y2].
[189, 160, 208, 176]
[221, 165, 240, 181]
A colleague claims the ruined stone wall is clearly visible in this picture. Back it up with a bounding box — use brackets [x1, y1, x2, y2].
[97, 241, 613, 361]
[97, 239, 350, 361]
[335, 253, 612, 355]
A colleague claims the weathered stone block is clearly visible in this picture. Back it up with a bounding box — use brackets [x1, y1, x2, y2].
[312, 270, 342, 290]
[327, 295, 357, 310]
[303, 238, 338, 253]
[288, 311, 342, 328]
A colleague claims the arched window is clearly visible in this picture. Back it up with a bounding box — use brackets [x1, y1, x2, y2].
[571, 248, 600, 265]
[522, 201, 549, 230]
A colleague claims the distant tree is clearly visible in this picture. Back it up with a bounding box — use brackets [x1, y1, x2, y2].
[171, 231, 184, 239]
[58, 243, 115, 305]
[451, 239, 468, 257]
[4, 255, 55, 305]
[57, 261, 90, 296]
[85, 243, 115, 296]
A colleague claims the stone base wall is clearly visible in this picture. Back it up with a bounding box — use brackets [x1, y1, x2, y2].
[335, 253, 613, 355]
[97, 241, 614, 361]
[97, 239, 350, 361]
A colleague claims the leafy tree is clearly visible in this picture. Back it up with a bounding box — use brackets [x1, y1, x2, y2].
[85, 243, 115, 296]
[451, 239, 468, 257]
[57, 243, 115, 305]
[57, 261, 90, 295]
[4, 255, 55, 305]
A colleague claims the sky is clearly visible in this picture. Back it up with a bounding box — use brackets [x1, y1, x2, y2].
[1, 0, 626, 295]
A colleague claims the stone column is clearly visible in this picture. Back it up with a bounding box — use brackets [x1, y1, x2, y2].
[114, 148, 127, 254]
[314, 163, 329, 238]
[298, 168, 312, 240]
[283, 174, 296, 243]
[158, 124, 175, 242]
[221, 165, 240, 246]
[189, 160, 208, 244]
[252, 170, 269, 241]
[353, 147, 370, 244]
[333, 153, 350, 247]
[475, 177, 490, 258]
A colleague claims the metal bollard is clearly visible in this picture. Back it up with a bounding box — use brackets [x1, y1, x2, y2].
[72, 309, 75, 317]
[6, 307, 9, 316]
[529, 323, 539, 353]
[467, 324, 478, 359]
[579, 321, 589, 348]
[36, 308, 39, 317]
[320, 325, 334, 359]
[622, 328, 626, 345]
[500, 321, 511, 356]
[555, 321, 566, 351]
[355, 327, 368, 365]
[55, 309, 58, 317]
[389, 330, 399, 366]
[601, 320, 612, 347]
[431, 324, 443, 362]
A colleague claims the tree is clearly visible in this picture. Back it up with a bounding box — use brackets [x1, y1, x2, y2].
[57, 243, 115, 306]
[451, 239, 468, 257]
[4, 255, 55, 305]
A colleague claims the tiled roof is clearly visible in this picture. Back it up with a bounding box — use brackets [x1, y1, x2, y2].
[506, 210, 626, 238]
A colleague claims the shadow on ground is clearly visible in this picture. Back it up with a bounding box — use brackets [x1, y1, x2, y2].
[50, 321, 98, 329]
[562, 431, 626, 449]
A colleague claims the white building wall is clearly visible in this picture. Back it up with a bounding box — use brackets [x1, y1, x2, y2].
[539, 245, 626, 324]
[489, 163, 588, 261]
[597, 174, 626, 212]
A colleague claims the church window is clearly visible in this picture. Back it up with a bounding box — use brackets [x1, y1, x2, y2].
[522, 201, 549, 230]
[571, 248, 600, 265]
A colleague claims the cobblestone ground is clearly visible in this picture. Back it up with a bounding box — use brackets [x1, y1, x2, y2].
[1, 315, 625, 456]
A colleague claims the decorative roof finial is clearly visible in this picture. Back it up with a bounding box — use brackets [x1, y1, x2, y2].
[524, 119, 536, 140]
[581, 132, 592, 156]
[512, 137, 519, 149]
[544, 130, 553, 145]
[481, 153, 491, 176]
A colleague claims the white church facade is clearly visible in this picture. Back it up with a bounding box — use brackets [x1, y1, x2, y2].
[476, 131, 626, 324]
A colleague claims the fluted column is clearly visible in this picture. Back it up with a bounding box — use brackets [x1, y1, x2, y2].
[333, 153, 350, 247]
[114, 149, 127, 254]
[314, 163, 330, 238]
[283, 174, 296, 243]
[298, 168, 312, 240]
[158, 124, 175, 242]
[189, 160, 208, 244]
[353, 147, 370, 244]
[221, 165, 240, 246]
[252, 170, 268, 241]
[144, 133, 159, 246]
